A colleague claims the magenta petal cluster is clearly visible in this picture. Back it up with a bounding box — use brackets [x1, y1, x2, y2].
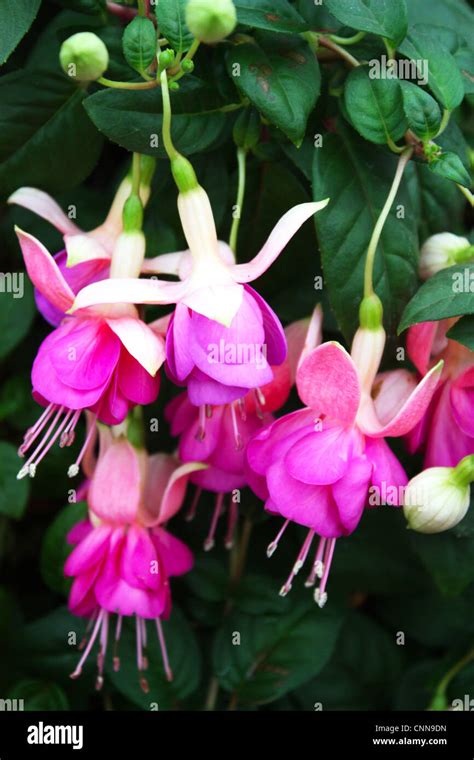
[64, 431, 200, 688]
[247, 329, 443, 604]
[405, 320, 474, 467]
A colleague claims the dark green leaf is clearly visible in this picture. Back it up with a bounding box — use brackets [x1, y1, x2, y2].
[53, 0, 106, 14]
[155, 0, 193, 54]
[400, 81, 441, 140]
[226, 34, 320, 144]
[234, 0, 308, 33]
[40, 502, 88, 596]
[0, 70, 103, 198]
[447, 315, 474, 350]
[0, 0, 41, 65]
[428, 150, 472, 188]
[0, 441, 30, 519]
[7, 680, 69, 710]
[399, 27, 465, 109]
[312, 125, 418, 338]
[19, 607, 88, 683]
[122, 16, 157, 75]
[0, 278, 35, 360]
[84, 78, 228, 156]
[212, 598, 344, 705]
[324, 0, 408, 46]
[411, 530, 474, 596]
[344, 65, 408, 145]
[399, 264, 474, 332]
[455, 48, 474, 94]
[412, 162, 465, 239]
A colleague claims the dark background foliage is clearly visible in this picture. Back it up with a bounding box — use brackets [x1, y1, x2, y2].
[0, 0, 473, 711]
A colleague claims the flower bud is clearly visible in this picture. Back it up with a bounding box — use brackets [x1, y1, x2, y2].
[403, 466, 471, 534]
[109, 230, 146, 279]
[60, 32, 109, 82]
[419, 233, 474, 280]
[186, 0, 237, 44]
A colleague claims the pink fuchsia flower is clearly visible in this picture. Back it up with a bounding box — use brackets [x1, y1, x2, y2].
[16, 229, 165, 479]
[8, 179, 143, 326]
[65, 429, 204, 690]
[247, 322, 443, 606]
[70, 185, 329, 404]
[404, 320, 474, 467]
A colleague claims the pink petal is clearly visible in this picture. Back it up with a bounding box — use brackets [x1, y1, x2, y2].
[106, 316, 165, 376]
[231, 200, 329, 283]
[285, 305, 323, 383]
[450, 367, 474, 438]
[372, 369, 418, 425]
[285, 424, 354, 485]
[89, 439, 143, 523]
[407, 321, 444, 375]
[117, 350, 160, 406]
[48, 319, 120, 391]
[425, 382, 474, 467]
[64, 524, 112, 576]
[358, 361, 443, 438]
[332, 456, 372, 533]
[9, 187, 81, 235]
[364, 437, 407, 505]
[15, 227, 75, 313]
[246, 408, 316, 475]
[152, 527, 194, 576]
[296, 342, 361, 424]
[119, 525, 160, 591]
[156, 461, 206, 525]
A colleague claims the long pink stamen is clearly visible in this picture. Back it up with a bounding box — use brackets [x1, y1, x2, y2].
[29, 409, 75, 475]
[204, 492, 224, 551]
[71, 609, 106, 680]
[60, 409, 81, 448]
[267, 519, 290, 558]
[68, 414, 97, 478]
[186, 487, 202, 522]
[230, 403, 243, 450]
[155, 618, 173, 682]
[314, 538, 336, 608]
[305, 537, 327, 588]
[224, 497, 239, 550]
[279, 529, 315, 597]
[113, 615, 123, 672]
[19, 402, 56, 452]
[17, 405, 65, 479]
[96, 611, 109, 691]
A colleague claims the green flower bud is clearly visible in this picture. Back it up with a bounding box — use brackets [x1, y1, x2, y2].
[358, 293, 383, 330]
[60, 32, 109, 82]
[186, 0, 237, 44]
[404, 466, 471, 534]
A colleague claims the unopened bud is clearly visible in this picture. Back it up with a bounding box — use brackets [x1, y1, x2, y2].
[403, 461, 473, 534]
[419, 233, 474, 280]
[60, 32, 109, 82]
[186, 0, 237, 44]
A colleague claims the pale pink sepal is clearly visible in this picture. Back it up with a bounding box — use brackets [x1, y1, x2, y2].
[285, 305, 323, 384]
[296, 341, 361, 425]
[70, 276, 188, 312]
[8, 187, 81, 236]
[88, 439, 143, 524]
[406, 322, 439, 375]
[231, 200, 329, 283]
[64, 233, 112, 267]
[157, 461, 207, 525]
[15, 227, 75, 313]
[358, 360, 443, 438]
[106, 316, 165, 376]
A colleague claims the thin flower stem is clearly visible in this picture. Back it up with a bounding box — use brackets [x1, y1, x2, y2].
[432, 647, 474, 707]
[457, 183, 474, 208]
[318, 36, 360, 67]
[229, 147, 247, 254]
[131, 153, 141, 196]
[97, 76, 159, 90]
[170, 39, 201, 83]
[204, 677, 220, 711]
[435, 109, 451, 137]
[160, 69, 179, 161]
[137, 0, 147, 16]
[329, 31, 366, 46]
[364, 147, 413, 298]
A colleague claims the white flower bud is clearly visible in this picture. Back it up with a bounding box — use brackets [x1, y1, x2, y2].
[419, 233, 473, 280]
[186, 0, 237, 44]
[403, 467, 471, 534]
[60, 32, 109, 82]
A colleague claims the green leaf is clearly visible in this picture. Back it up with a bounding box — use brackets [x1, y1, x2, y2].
[7, 680, 69, 710]
[84, 78, 228, 157]
[447, 315, 474, 350]
[428, 150, 472, 188]
[0, 278, 35, 360]
[53, 0, 106, 14]
[312, 124, 418, 338]
[410, 530, 474, 596]
[0, 0, 41, 65]
[400, 81, 441, 140]
[412, 162, 465, 239]
[212, 598, 344, 705]
[234, 0, 308, 33]
[41, 502, 88, 596]
[399, 27, 465, 109]
[344, 65, 408, 145]
[0, 69, 103, 198]
[19, 607, 88, 683]
[226, 33, 320, 144]
[122, 16, 157, 75]
[0, 441, 30, 519]
[107, 607, 202, 709]
[324, 0, 408, 46]
[399, 264, 474, 332]
[155, 0, 193, 54]
[455, 48, 474, 94]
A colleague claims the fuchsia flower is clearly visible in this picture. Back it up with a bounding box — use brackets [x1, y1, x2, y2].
[247, 322, 443, 606]
[15, 230, 164, 479]
[65, 428, 204, 690]
[71, 185, 329, 404]
[8, 182, 137, 326]
[404, 320, 474, 467]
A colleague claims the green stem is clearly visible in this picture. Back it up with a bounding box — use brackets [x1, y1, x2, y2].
[160, 69, 179, 161]
[170, 39, 201, 83]
[137, 0, 146, 16]
[329, 30, 366, 46]
[318, 36, 360, 67]
[131, 152, 141, 196]
[364, 147, 413, 298]
[386, 136, 405, 154]
[435, 109, 451, 137]
[229, 147, 247, 254]
[204, 677, 220, 711]
[98, 76, 159, 90]
[451, 454, 474, 489]
[457, 184, 474, 208]
[383, 38, 396, 60]
[430, 647, 474, 709]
